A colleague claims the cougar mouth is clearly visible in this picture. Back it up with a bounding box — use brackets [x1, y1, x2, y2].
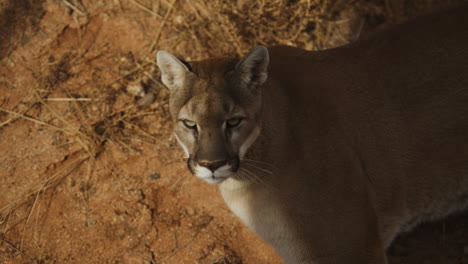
[187, 156, 240, 184]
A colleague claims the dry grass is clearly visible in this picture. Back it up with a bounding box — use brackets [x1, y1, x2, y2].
[152, 0, 366, 58]
[129, 0, 466, 61]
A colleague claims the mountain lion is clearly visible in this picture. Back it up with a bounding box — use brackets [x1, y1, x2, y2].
[156, 5, 468, 264]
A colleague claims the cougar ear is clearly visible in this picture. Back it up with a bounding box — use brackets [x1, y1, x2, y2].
[156, 50, 190, 91]
[235, 46, 269, 88]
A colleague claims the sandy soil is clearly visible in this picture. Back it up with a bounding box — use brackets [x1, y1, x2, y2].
[0, 0, 467, 263]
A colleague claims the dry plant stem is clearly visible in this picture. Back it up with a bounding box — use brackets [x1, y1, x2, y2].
[291, 0, 311, 41]
[1, 153, 89, 250]
[44, 98, 95, 101]
[0, 235, 32, 261]
[121, 120, 170, 147]
[135, 60, 159, 83]
[125, 110, 161, 119]
[106, 61, 152, 87]
[0, 96, 19, 127]
[324, 21, 333, 47]
[62, 88, 90, 126]
[149, 0, 177, 53]
[73, 14, 83, 51]
[80, 158, 96, 207]
[0, 107, 70, 134]
[0, 154, 89, 219]
[168, 170, 190, 192]
[61, 88, 100, 160]
[20, 184, 44, 250]
[155, 228, 201, 264]
[130, 0, 163, 18]
[114, 138, 136, 153]
[62, 0, 88, 16]
[108, 105, 135, 117]
[32, 89, 96, 159]
[121, 136, 159, 146]
[32, 90, 73, 129]
[0, 117, 14, 128]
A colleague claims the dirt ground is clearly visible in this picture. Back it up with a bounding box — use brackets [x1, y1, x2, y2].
[1, 0, 467, 263]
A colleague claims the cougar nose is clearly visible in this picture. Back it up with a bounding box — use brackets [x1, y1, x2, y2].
[198, 160, 227, 172]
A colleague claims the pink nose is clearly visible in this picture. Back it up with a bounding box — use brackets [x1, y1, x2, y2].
[198, 160, 227, 172]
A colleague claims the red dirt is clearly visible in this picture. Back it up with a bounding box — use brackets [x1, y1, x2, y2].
[0, 1, 467, 263]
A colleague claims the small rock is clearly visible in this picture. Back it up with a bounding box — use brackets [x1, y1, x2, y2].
[139, 92, 156, 106]
[464, 245, 468, 255]
[126, 81, 145, 97]
[110, 82, 122, 90]
[186, 207, 195, 215]
[150, 173, 160, 180]
[174, 15, 184, 25]
[85, 219, 97, 227]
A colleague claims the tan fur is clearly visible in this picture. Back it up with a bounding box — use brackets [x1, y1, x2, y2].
[157, 4, 468, 264]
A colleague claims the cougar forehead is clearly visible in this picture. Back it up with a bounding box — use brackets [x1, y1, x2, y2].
[178, 92, 244, 124]
[169, 57, 261, 123]
[168, 58, 240, 119]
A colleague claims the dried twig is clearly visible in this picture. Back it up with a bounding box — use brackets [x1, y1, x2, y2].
[155, 229, 201, 264]
[44, 98, 97, 102]
[130, 0, 163, 18]
[0, 235, 32, 261]
[0, 107, 70, 134]
[62, 0, 88, 16]
[149, 0, 177, 52]
[0, 153, 89, 219]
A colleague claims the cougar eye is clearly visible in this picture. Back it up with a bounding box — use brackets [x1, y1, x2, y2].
[182, 120, 197, 129]
[226, 117, 242, 128]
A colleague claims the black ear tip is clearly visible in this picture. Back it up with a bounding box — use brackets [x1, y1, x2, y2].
[179, 58, 193, 72]
[243, 46, 268, 64]
[253, 46, 268, 55]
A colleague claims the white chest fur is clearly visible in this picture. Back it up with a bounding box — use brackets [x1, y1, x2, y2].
[219, 179, 257, 229]
[220, 179, 306, 263]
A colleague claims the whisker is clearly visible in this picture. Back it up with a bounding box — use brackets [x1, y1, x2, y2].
[239, 167, 273, 192]
[169, 170, 190, 192]
[242, 162, 274, 174]
[237, 169, 255, 183]
[238, 168, 258, 183]
[241, 158, 276, 168]
[238, 169, 260, 184]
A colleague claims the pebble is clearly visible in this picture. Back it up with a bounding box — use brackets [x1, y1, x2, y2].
[150, 173, 160, 180]
[111, 82, 122, 90]
[126, 81, 145, 97]
[186, 207, 195, 215]
[139, 92, 156, 106]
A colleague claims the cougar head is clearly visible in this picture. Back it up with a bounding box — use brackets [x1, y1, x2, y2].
[157, 47, 269, 184]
